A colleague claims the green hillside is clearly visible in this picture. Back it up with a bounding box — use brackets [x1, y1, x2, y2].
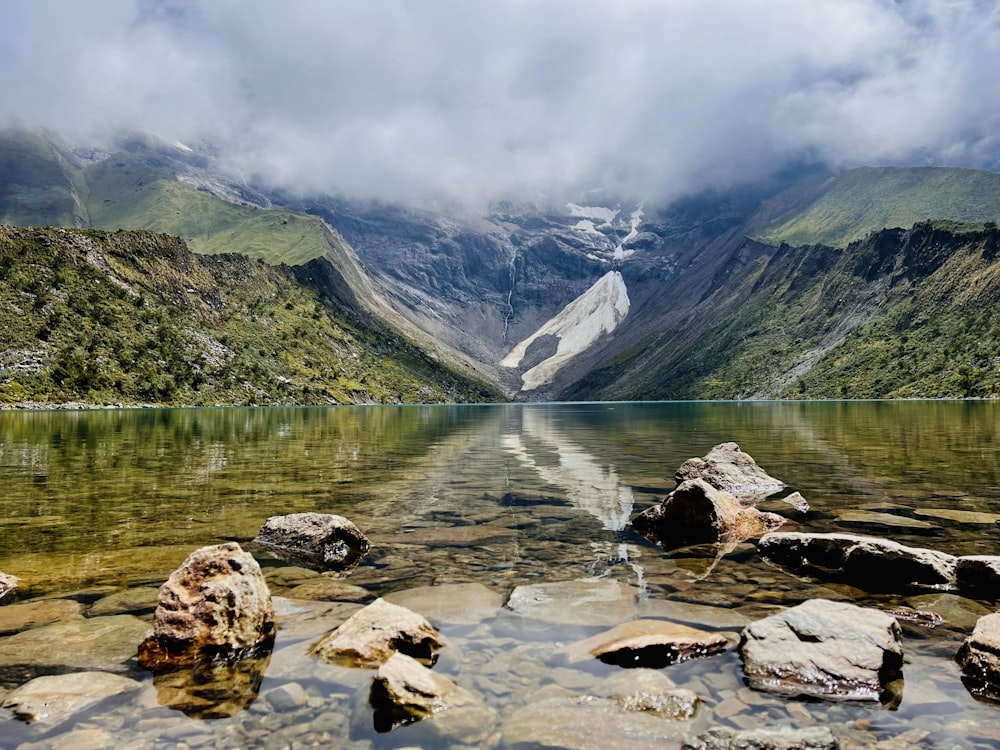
[0, 225, 500, 407]
[85, 158, 329, 265]
[568, 222, 1000, 400]
[752, 167, 1000, 248]
[0, 129, 86, 228]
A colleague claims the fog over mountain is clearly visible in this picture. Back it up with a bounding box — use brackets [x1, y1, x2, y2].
[3, 0, 1000, 208]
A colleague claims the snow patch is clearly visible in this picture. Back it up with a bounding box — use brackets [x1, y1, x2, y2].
[612, 205, 643, 261]
[566, 203, 616, 223]
[501, 270, 630, 391]
[572, 219, 603, 235]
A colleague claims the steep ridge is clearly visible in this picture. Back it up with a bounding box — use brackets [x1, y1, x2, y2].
[0, 225, 500, 406]
[566, 222, 1000, 400]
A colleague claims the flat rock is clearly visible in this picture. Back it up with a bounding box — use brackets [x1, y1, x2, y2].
[375, 524, 519, 547]
[597, 669, 700, 720]
[0, 598, 84, 636]
[506, 578, 638, 627]
[758, 532, 957, 590]
[264, 565, 321, 588]
[740, 599, 903, 702]
[633, 479, 785, 550]
[0, 615, 150, 676]
[0, 572, 18, 601]
[383, 583, 503, 625]
[637, 599, 751, 630]
[88, 586, 160, 617]
[682, 725, 839, 749]
[674, 442, 785, 499]
[138, 542, 275, 671]
[311, 598, 445, 668]
[253, 512, 370, 572]
[272, 597, 363, 641]
[905, 593, 994, 631]
[956, 612, 1000, 701]
[2, 671, 141, 723]
[564, 619, 730, 668]
[956, 556, 1000, 598]
[914, 508, 1000, 524]
[284, 578, 371, 603]
[833, 510, 936, 529]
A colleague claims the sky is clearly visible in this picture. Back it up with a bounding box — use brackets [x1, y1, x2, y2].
[2, 0, 1000, 208]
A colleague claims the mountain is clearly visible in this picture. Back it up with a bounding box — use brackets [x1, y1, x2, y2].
[4, 127, 1000, 403]
[0, 224, 500, 406]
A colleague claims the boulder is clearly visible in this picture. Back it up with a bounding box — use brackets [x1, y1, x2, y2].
[253, 512, 370, 572]
[564, 619, 730, 668]
[956, 556, 1000, 598]
[311, 598, 445, 668]
[137, 542, 275, 671]
[0, 572, 18, 601]
[682, 726, 839, 750]
[633, 479, 786, 549]
[1, 672, 141, 724]
[370, 651, 488, 733]
[740, 599, 903, 703]
[956, 612, 1000, 701]
[674, 442, 785, 498]
[758, 532, 957, 590]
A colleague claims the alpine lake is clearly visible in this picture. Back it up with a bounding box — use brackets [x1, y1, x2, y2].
[1, 400, 999, 749]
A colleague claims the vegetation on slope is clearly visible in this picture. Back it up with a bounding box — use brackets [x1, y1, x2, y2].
[568, 222, 1000, 401]
[0, 225, 500, 407]
[0, 129, 86, 228]
[751, 167, 1000, 248]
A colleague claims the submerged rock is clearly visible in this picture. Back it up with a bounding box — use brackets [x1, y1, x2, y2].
[383, 582, 503, 625]
[956, 612, 1000, 701]
[311, 598, 445, 668]
[674, 442, 786, 499]
[599, 669, 700, 720]
[682, 726, 839, 750]
[137, 542, 276, 671]
[633, 479, 785, 550]
[740, 599, 903, 703]
[253, 512, 370, 572]
[758, 532, 957, 590]
[956, 556, 1000, 598]
[2, 672, 141, 724]
[0, 599, 84, 636]
[0, 572, 18, 601]
[506, 577, 638, 626]
[564, 619, 730, 668]
[151, 653, 270, 718]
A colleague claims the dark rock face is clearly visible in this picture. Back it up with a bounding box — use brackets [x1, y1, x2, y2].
[137, 543, 276, 671]
[682, 726, 839, 750]
[956, 612, 1000, 702]
[310, 598, 446, 668]
[633, 478, 786, 549]
[252, 512, 371, 572]
[758, 532, 957, 591]
[740, 599, 903, 703]
[956, 556, 1000, 597]
[674, 442, 786, 499]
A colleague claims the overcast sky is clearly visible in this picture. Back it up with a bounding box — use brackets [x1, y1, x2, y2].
[2, 0, 999, 208]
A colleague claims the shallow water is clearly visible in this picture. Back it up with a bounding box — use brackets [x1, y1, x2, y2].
[0, 401, 999, 748]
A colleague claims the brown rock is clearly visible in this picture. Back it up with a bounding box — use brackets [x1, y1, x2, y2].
[564, 619, 730, 668]
[633, 479, 786, 549]
[2, 672, 140, 723]
[956, 611, 1000, 701]
[0, 598, 84, 636]
[253, 512, 370, 572]
[311, 598, 445, 668]
[151, 653, 270, 718]
[137, 542, 275, 671]
[284, 578, 371, 603]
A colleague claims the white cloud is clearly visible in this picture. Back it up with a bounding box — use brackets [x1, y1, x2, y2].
[2, 0, 999, 207]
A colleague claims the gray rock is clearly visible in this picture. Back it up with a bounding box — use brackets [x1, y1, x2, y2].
[370, 651, 488, 733]
[383, 582, 503, 625]
[0, 598, 84, 636]
[2, 671, 141, 723]
[956, 612, 1000, 701]
[674, 443, 786, 498]
[682, 725, 839, 749]
[311, 598, 445, 668]
[0, 615, 150, 676]
[957, 555, 1000, 597]
[740, 599, 903, 702]
[253, 512, 370, 572]
[598, 669, 700, 720]
[564, 619, 730, 668]
[506, 577, 638, 627]
[137, 542, 275, 671]
[633, 479, 786, 549]
[0, 572, 18, 601]
[758, 532, 957, 590]
[265, 681, 309, 710]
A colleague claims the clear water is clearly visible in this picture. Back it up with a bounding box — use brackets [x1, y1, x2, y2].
[1, 401, 999, 748]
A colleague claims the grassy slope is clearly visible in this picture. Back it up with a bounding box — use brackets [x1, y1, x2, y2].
[84, 158, 328, 265]
[0, 225, 499, 406]
[569, 222, 1000, 400]
[753, 167, 1000, 248]
[0, 130, 85, 228]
